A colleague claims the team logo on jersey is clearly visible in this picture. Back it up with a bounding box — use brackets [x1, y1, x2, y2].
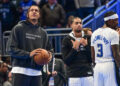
[93, 35, 109, 45]
[26, 33, 41, 40]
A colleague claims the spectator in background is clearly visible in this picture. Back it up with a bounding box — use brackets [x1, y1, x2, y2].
[101, 0, 110, 5]
[18, 0, 36, 20]
[64, 0, 77, 20]
[57, 0, 65, 8]
[66, 15, 74, 28]
[41, 0, 66, 28]
[83, 28, 92, 36]
[64, 15, 74, 33]
[42, 58, 66, 86]
[41, 0, 66, 53]
[0, 0, 19, 33]
[33, 0, 41, 5]
[39, 0, 48, 8]
[34, 0, 48, 8]
[3, 71, 12, 86]
[0, 63, 8, 86]
[74, 0, 101, 19]
[48, 58, 66, 86]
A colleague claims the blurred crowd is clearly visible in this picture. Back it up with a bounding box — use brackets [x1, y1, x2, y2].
[0, 0, 111, 33]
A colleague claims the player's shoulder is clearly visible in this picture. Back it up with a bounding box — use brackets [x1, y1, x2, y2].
[108, 28, 118, 35]
[92, 27, 117, 35]
[92, 28, 101, 36]
[94, 27, 102, 32]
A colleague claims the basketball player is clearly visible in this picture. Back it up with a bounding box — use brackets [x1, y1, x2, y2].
[91, 11, 120, 86]
[7, 5, 52, 86]
[62, 17, 93, 86]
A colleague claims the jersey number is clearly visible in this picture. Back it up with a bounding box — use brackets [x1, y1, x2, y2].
[97, 44, 103, 57]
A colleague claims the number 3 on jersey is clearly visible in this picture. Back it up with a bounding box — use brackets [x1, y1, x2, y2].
[97, 44, 103, 57]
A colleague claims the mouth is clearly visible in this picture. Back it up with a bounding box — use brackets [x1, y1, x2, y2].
[32, 14, 37, 17]
[75, 29, 81, 33]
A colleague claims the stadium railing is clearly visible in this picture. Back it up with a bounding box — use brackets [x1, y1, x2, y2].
[83, 0, 120, 31]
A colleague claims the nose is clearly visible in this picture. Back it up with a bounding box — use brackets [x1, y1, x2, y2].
[78, 23, 82, 27]
[78, 23, 82, 25]
[32, 10, 35, 12]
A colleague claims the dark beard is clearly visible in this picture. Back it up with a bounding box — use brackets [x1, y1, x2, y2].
[75, 29, 81, 33]
[31, 19, 37, 22]
[107, 24, 118, 30]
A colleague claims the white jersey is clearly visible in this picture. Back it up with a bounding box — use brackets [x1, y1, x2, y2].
[91, 27, 119, 63]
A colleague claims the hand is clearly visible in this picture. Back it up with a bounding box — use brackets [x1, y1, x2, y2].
[47, 71, 51, 75]
[116, 28, 120, 35]
[80, 38, 88, 46]
[47, 71, 57, 77]
[47, 51, 52, 63]
[52, 71, 57, 77]
[30, 48, 42, 57]
[71, 40, 80, 50]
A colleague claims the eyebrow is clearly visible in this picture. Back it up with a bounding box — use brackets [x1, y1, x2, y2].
[30, 8, 39, 10]
[74, 22, 82, 24]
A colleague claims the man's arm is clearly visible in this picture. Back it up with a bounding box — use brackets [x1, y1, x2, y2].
[91, 46, 95, 65]
[61, 37, 78, 65]
[7, 26, 30, 59]
[111, 45, 120, 68]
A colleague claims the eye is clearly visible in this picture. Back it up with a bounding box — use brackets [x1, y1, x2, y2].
[35, 9, 39, 12]
[75, 22, 82, 25]
[75, 22, 79, 24]
[30, 9, 39, 12]
[30, 9, 34, 12]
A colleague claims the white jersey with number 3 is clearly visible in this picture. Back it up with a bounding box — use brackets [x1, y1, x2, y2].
[91, 27, 119, 63]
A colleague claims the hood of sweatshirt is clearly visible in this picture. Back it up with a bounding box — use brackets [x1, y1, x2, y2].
[18, 20, 40, 29]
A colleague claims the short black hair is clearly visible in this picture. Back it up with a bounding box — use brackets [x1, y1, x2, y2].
[104, 11, 116, 18]
[104, 11, 118, 29]
[71, 17, 82, 24]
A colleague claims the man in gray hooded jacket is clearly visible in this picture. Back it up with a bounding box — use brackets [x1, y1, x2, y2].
[8, 5, 52, 86]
